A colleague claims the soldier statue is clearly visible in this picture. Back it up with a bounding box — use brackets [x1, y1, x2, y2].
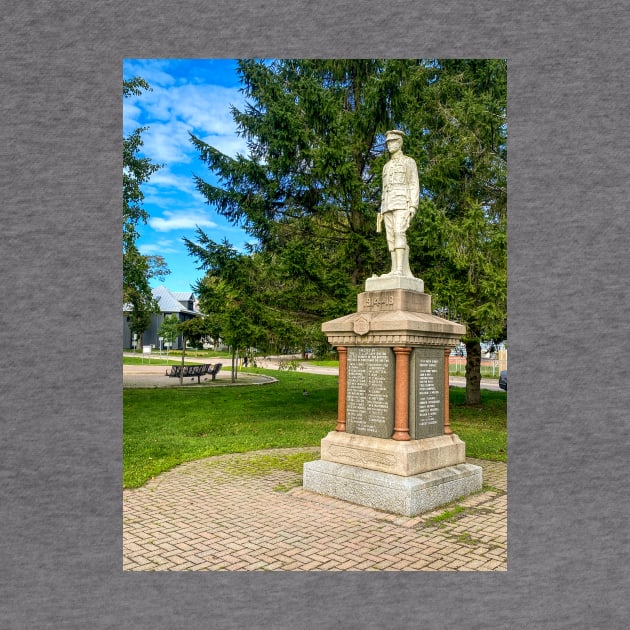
[377, 130, 419, 277]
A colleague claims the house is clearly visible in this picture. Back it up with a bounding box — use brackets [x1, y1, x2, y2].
[123, 285, 202, 350]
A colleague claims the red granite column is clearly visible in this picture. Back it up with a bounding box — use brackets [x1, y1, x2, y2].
[335, 347, 348, 432]
[443, 347, 452, 434]
[392, 347, 412, 441]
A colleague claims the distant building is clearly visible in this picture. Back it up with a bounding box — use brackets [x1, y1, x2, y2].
[123, 286, 202, 350]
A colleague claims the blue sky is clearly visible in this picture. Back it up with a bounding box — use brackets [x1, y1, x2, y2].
[123, 58, 252, 293]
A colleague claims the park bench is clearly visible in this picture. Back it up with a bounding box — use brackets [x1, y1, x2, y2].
[165, 363, 223, 383]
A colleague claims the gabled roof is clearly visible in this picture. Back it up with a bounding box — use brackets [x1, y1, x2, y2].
[152, 286, 200, 315]
[123, 286, 201, 316]
[171, 291, 194, 302]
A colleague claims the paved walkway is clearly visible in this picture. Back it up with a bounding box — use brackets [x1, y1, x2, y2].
[123, 448, 506, 571]
[123, 358, 501, 391]
[123, 363, 277, 388]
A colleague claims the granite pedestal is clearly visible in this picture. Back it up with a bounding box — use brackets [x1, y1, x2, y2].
[302, 279, 482, 516]
[303, 460, 483, 517]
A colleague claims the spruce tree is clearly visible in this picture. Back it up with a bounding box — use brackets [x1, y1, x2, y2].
[189, 59, 506, 403]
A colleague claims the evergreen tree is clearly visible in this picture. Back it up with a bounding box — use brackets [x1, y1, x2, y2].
[190, 60, 401, 287]
[189, 59, 506, 403]
[405, 59, 507, 403]
[123, 77, 168, 344]
[185, 234, 308, 379]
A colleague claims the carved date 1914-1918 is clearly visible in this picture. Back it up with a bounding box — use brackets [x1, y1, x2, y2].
[364, 293, 394, 307]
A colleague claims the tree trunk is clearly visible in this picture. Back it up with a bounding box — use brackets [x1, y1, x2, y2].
[231, 349, 237, 383]
[465, 339, 482, 405]
[179, 337, 186, 386]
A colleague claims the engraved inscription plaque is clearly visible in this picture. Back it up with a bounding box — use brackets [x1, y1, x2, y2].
[409, 347, 444, 438]
[345, 347, 395, 438]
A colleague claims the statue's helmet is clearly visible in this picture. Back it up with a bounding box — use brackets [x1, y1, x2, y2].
[385, 130, 405, 142]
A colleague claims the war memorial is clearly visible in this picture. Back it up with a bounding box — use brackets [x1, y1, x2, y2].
[303, 130, 483, 516]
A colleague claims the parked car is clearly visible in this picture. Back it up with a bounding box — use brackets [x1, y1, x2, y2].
[499, 370, 507, 391]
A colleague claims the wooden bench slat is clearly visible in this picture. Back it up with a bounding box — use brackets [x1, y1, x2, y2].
[165, 362, 223, 382]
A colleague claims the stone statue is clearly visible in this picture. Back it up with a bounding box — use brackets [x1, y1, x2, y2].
[377, 130, 419, 277]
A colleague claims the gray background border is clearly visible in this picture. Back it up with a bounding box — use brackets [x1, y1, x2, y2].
[2, 1, 629, 628]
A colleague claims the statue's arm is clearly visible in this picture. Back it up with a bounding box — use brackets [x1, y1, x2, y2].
[377, 164, 387, 232]
[407, 158, 420, 213]
[381, 163, 389, 212]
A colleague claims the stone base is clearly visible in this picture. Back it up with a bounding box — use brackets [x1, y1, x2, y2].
[321, 294, 466, 347]
[365, 275, 424, 293]
[320, 431, 465, 477]
[357, 288, 432, 314]
[302, 460, 483, 517]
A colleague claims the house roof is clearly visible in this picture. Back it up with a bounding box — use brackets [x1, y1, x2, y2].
[153, 286, 200, 315]
[123, 286, 201, 316]
[171, 291, 194, 301]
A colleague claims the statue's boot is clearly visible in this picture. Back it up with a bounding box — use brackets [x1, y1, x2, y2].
[392, 248, 405, 275]
[381, 250, 397, 277]
[392, 234, 408, 276]
[401, 246, 412, 276]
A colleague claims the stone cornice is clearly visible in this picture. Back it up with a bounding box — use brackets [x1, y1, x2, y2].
[324, 333, 462, 347]
[322, 289, 465, 348]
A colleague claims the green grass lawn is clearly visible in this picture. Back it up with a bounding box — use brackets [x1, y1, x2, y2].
[123, 369, 506, 488]
[305, 359, 341, 368]
[449, 366, 501, 379]
[449, 388, 507, 461]
[304, 358, 500, 379]
[124, 369, 338, 488]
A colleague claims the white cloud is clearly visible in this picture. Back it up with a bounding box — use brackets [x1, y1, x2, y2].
[175, 84, 241, 132]
[142, 171, 208, 211]
[123, 60, 252, 253]
[146, 170, 198, 194]
[123, 101, 145, 133]
[149, 210, 217, 232]
[139, 120, 193, 165]
[142, 191, 189, 211]
[123, 72, 249, 164]
[123, 59, 177, 89]
[138, 239, 180, 255]
[198, 133, 248, 159]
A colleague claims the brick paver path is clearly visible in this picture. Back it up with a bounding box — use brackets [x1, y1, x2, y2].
[123, 448, 506, 571]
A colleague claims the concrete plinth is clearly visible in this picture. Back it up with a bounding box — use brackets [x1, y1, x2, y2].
[365, 275, 424, 293]
[320, 430, 465, 477]
[321, 288, 465, 348]
[302, 460, 483, 517]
